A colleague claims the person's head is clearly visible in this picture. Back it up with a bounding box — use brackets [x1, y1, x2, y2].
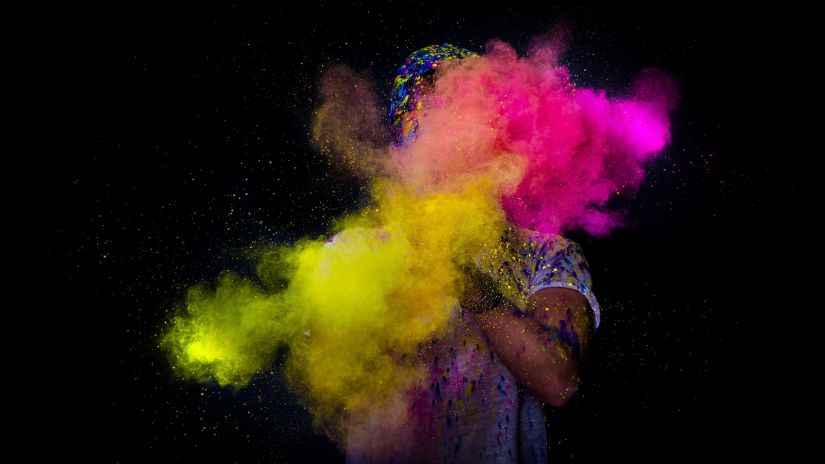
[388, 44, 477, 146]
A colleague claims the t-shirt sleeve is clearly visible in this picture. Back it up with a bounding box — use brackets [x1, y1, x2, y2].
[526, 238, 601, 330]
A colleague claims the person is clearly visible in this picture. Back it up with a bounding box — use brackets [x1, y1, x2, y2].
[345, 224, 600, 464]
[345, 45, 601, 463]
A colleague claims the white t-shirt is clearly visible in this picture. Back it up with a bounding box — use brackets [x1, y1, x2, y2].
[346, 229, 600, 463]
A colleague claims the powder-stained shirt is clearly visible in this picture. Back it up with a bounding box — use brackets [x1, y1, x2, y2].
[346, 228, 601, 463]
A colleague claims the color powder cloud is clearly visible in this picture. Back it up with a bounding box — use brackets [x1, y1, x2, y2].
[161, 36, 676, 449]
[392, 39, 678, 235]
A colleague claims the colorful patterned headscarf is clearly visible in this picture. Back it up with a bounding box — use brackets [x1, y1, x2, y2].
[388, 43, 478, 145]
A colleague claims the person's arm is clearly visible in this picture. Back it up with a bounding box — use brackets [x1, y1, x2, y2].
[462, 276, 595, 407]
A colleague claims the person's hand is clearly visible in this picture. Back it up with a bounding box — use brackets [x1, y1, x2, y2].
[459, 265, 503, 315]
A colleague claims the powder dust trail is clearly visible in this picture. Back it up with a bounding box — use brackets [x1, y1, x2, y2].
[161, 36, 676, 448]
[311, 65, 392, 179]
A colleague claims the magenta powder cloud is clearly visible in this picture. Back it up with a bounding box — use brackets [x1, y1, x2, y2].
[391, 39, 678, 236]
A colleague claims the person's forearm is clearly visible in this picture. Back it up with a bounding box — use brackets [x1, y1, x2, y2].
[471, 302, 579, 407]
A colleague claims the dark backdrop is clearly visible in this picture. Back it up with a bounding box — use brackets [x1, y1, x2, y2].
[27, 2, 807, 462]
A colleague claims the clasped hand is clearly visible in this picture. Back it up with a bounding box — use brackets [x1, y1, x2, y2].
[458, 264, 504, 314]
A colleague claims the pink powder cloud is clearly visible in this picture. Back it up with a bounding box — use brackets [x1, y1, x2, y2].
[392, 39, 678, 236]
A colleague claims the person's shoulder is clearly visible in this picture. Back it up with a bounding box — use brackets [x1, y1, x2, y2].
[514, 227, 579, 257]
[518, 227, 601, 328]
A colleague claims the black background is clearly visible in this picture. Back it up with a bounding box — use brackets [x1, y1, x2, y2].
[26, 2, 808, 462]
